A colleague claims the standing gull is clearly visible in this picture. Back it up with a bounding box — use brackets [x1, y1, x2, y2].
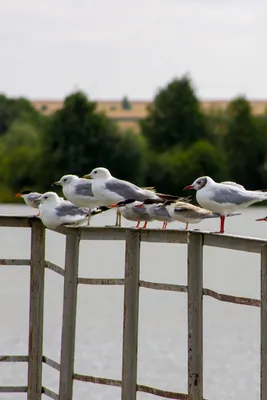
[16, 190, 43, 216]
[138, 199, 173, 229]
[184, 176, 267, 233]
[83, 167, 161, 226]
[52, 174, 102, 225]
[37, 192, 105, 230]
[112, 199, 153, 228]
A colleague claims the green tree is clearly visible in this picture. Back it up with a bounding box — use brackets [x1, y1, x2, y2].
[0, 94, 43, 135]
[144, 140, 227, 195]
[224, 97, 267, 189]
[40, 91, 143, 186]
[0, 119, 42, 199]
[141, 76, 210, 151]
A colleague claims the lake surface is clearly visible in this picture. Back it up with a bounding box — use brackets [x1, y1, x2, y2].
[1, 204, 267, 399]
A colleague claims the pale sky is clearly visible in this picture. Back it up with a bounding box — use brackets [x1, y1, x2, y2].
[1, 0, 267, 100]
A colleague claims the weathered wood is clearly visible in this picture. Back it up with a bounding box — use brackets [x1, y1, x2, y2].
[0, 355, 28, 362]
[59, 233, 80, 400]
[187, 232, 203, 400]
[45, 261, 65, 277]
[42, 387, 59, 400]
[204, 232, 266, 253]
[139, 280, 187, 293]
[0, 258, 30, 266]
[0, 386, 28, 393]
[77, 277, 124, 285]
[28, 219, 45, 400]
[121, 230, 141, 400]
[0, 215, 32, 227]
[203, 288, 260, 307]
[261, 245, 267, 400]
[140, 229, 187, 244]
[73, 372, 122, 387]
[42, 355, 61, 371]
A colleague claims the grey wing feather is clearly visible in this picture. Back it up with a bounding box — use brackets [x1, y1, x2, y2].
[106, 179, 149, 201]
[56, 203, 89, 217]
[154, 206, 171, 218]
[211, 187, 260, 204]
[75, 181, 94, 197]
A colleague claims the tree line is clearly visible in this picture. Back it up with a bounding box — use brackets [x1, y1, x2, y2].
[1, 75, 267, 203]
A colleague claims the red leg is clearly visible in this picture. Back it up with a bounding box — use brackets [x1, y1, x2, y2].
[142, 221, 148, 229]
[161, 222, 167, 229]
[215, 215, 225, 234]
[35, 211, 40, 217]
[136, 221, 140, 228]
[185, 223, 188, 230]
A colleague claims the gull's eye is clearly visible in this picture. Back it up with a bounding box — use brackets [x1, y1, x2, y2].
[63, 178, 67, 182]
[197, 180, 202, 185]
[94, 171, 97, 174]
[44, 196, 48, 200]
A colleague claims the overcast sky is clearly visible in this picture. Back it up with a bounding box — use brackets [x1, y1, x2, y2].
[1, 0, 267, 100]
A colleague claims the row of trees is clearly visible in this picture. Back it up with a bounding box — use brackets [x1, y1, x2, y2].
[1, 76, 267, 203]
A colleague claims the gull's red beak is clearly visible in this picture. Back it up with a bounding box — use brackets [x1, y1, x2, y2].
[256, 217, 267, 222]
[183, 185, 194, 191]
[15, 193, 21, 197]
[111, 204, 117, 208]
[136, 204, 144, 208]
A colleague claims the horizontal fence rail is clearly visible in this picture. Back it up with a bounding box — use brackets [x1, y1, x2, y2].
[0, 215, 265, 400]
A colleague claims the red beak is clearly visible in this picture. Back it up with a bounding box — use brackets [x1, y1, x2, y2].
[111, 204, 117, 208]
[136, 204, 144, 208]
[15, 193, 21, 197]
[183, 185, 194, 191]
[256, 217, 267, 222]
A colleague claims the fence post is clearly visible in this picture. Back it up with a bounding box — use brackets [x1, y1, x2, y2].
[59, 233, 80, 400]
[187, 232, 203, 400]
[261, 245, 267, 400]
[28, 219, 46, 400]
[121, 230, 141, 400]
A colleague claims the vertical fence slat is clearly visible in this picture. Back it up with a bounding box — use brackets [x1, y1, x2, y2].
[59, 233, 80, 400]
[261, 245, 267, 400]
[28, 219, 45, 400]
[187, 232, 203, 400]
[121, 230, 141, 400]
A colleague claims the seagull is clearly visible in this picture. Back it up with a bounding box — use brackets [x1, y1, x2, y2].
[15, 190, 43, 216]
[112, 199, 153, 228]
[16, 190, 42, 208]
[83, 167, 162, 226]
[37, 192, 106, 230]
[138, 199, 173, 229]
[52, 174, 103, 225]
[184, 176, 267, 233]
[164, 200, 227, 230]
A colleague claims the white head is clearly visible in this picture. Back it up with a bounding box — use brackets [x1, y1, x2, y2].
[184, 176, 214, 191]
[53, 174, 79, 187]
[83, 167, 112, 180]
[39, 192, 61, 205]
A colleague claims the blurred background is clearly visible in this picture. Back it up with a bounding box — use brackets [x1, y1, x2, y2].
[1, 0, 267, 202]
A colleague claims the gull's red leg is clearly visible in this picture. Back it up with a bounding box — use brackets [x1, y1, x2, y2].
[136, 221, 140, 228]
[142, 221, 148, 229]
[185, 223, 188, 230]
[215, 215, 225, 234]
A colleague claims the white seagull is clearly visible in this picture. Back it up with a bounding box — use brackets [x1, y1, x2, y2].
[83, 167, 161, 226]
[184, 176, 267, 233]
[52, 174, 102, 225]
[112, 199, 153, 228]
[37, 192, 104, 230]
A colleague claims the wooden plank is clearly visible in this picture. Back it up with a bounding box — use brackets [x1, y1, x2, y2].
[45, 261, 65, 277]
[59, 233, 80, 400]
[187, 232, 203, 400]
[0, 355, 28, 362]
[121, 230, 141, 400]
[0, 215, 32, 227]
[78, 277, 124, 285]
[42, 387, 59, 400]
[204, 233, 267, 253]
[42, 356, 61, 371]
[140, 229, 187, 244]
[261, 245, 267, 400]
[28, 219, 46, 400]
[0, 259, 30, 266]
[0, 386, 28, 393]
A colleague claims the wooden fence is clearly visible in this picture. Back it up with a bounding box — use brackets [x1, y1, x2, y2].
[0, 215, 266, 400]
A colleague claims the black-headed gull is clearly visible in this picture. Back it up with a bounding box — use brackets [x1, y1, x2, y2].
[138, 199, 173, 229]
[184, 176, 267, 233]
[112, 199, 153, 228]
[16, 190, 42, 209]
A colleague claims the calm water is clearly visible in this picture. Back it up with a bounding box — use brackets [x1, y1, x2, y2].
[1, 204, 267, 399]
